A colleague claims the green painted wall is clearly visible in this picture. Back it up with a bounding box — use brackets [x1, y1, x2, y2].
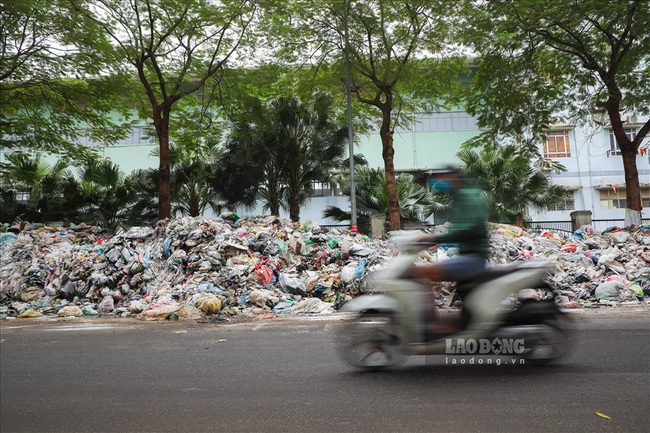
[356, 130, 480, 171]
[101, 144, 159, 172]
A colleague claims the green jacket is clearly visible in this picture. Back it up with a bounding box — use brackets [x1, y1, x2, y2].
[435, 183, 490, 259]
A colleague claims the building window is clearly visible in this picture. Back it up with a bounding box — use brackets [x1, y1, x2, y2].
[307, 181, 333, 197]
[16, 191, 30, 203]
[115, 126, 156, 146]
[600, 188, 650, 209]
[543, 130, 571, 158]
[78, 126, 155, 148]
[608, 128, 637, 156]
[547, 191, 575, 211]
[399, 112, 479, 133]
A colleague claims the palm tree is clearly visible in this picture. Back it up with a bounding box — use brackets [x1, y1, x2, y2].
[172, 159, 223, 217]
[0, 152, 159, 229]
[122, 168, 159, 225]
[457, 145, 567, 226]
[324, 167, 433, 232]
[149, 140, 224, 218]
[0, 151, 77, 223]
[219, 94, 348, 221]
[275, 95, 348, 222]
[75, 159, 153, 231]
[218, 125, 284, 216]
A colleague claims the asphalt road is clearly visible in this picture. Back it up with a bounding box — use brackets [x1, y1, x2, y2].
[1, 309, 649, 433]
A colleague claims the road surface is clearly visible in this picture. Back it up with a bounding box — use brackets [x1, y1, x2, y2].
[1, 308, 649, 433]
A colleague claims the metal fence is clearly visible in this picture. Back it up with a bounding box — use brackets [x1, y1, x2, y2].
[321, 219, 649, 235]
[528, 221, 573, 234]
[591, 218, 649, 232]
[319, 224, 352, 230]
[529, 218, 649, 234]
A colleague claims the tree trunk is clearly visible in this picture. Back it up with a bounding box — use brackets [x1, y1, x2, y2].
[154, 106, 172, 220]
[515, 213, 524, 228]
[289, 192, 300, 222]
[609, 108, 642, 226]
[265, 176, 281, 217]
[190, 184, 200, 217]
[379, 105, 401, 231]
[621, 146, 641, 225]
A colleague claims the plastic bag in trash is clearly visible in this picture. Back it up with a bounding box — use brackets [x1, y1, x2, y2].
[348, 244, 374, 257]
[278, 273, 307, 296]
[353, 259, 367, 279]
[82, 306, 99, 316]
[57, 305, 83, 317]
[19, 286, 42, 302]
[290, 298, 334, 314]
[339, 262, 358, 283]
[129, 299, 148, 314]
[594, 280, 632, 301]
[97, 295, 115, 314]
[137, 301, 179, 321]
[0, 232, 18, 250]
[248, 289, 279, 307]
[255, 265, 274, 285]
[626, 283, 644, 299]
[194, 295, 222, 313]
[17, 309, 42, 318]
[176, 305, 203, 320]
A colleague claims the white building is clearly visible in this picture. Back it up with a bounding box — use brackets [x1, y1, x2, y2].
[525, 118, 650, 227]
[329, 112, 648, 228]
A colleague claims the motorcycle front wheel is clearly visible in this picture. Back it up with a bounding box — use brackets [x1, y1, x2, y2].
[337, 312, 405, 370]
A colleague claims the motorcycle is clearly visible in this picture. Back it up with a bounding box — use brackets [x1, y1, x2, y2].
[337, 232, 572, 370]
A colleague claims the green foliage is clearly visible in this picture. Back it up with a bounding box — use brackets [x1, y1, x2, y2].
[264, 0, 471, 229]
[217, 98, 282, 215]
[165, 97, 224, 160]
[461, 0, 650, 214]
[172, 159, 223, 218]
[1, 1, 131, 162]
[124, 168, 160, 223]
[73, 159, 156, 231]
[464, 0, 650, 127]
[457, 145, 567, 225]
[324, 167, 433, 225]
[218, 94, 348, 221]
[0, 152, 157, 230]
[267, 0, 470, 131]
[78, 0, 259, 116]
[71, 0, 259, 219]
[464, 0, 650, 149]
[0, 151, 78, 223]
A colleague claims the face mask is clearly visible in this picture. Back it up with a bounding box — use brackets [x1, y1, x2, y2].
[433, 180, 454, 193]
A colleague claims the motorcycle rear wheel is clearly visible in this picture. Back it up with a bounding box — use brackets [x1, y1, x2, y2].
[338, 312, 405, 370]
[522, 318, 571, 366]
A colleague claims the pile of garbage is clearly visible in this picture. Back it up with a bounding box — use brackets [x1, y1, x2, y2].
[484, 223, 650, 309]
[0, 216, 648, 320]
[0, 216, 392, 320]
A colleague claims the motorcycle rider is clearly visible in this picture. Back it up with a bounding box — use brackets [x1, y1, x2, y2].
[410, 165, 490, 334]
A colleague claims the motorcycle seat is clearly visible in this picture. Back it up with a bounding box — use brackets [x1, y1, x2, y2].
[456, 261, 527, 293]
